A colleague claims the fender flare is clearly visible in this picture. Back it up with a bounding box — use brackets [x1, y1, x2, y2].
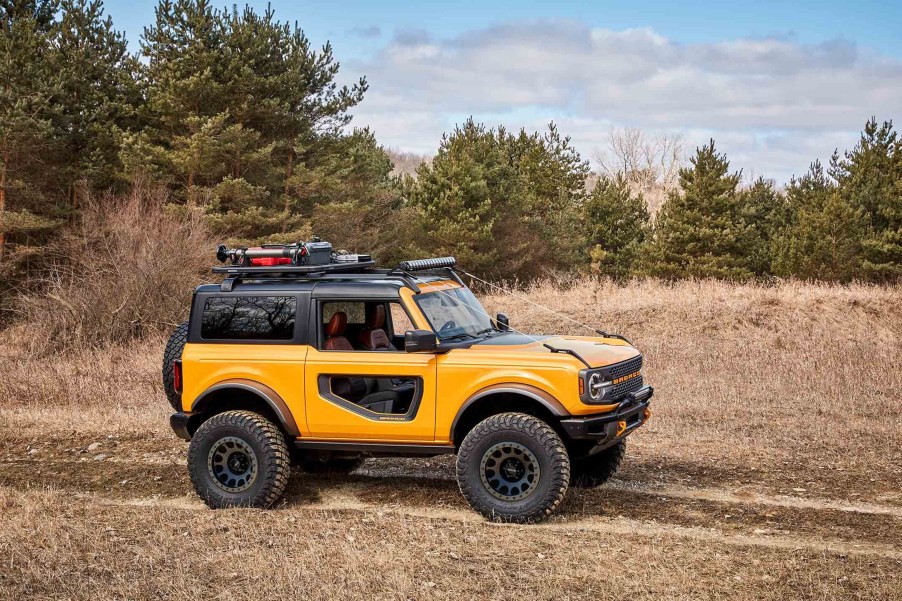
[191, 378, 301, 437]
[450, 383, 568, 441]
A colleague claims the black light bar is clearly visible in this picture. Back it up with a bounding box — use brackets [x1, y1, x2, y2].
[396, 257, 457, 271]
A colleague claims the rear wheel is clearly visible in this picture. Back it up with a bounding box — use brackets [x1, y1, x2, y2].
[188, 410, 291, 509]
[162, 321, 188, 411]
[570, 440, 626, 488]
[456, 412, 570, 523]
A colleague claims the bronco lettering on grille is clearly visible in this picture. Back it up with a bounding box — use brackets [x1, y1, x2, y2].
[612, 371, 641, 385]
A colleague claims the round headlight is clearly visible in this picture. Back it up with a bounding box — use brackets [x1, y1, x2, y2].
[588, 372, 604, 400]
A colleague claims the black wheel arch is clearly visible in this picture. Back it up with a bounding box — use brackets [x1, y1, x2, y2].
[451, 384, 568, 448]
[189, 379, 301, 439]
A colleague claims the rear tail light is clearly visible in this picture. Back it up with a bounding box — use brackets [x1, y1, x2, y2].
[173, 360, 183, 394]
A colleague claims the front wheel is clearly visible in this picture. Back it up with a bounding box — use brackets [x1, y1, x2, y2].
[188, 410, 291, 509]
[456, 412, 570, 523]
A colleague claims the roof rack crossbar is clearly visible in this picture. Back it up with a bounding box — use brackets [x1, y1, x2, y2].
[215, 270, 425, 293]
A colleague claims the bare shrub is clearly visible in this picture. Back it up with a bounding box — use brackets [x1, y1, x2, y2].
[385, 148, 431, 178]
[594, 127, 685, 215]
[18, 184, 212, 352]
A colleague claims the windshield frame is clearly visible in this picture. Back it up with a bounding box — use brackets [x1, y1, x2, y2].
[413, 285, 496, 341]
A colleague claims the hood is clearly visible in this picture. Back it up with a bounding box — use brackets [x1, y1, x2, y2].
[470, 332, 639, 368]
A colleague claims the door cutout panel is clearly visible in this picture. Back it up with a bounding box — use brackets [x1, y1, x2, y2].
[317, 375, 423, 421]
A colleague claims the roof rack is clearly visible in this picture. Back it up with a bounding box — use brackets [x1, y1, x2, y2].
[211, 260, 377, 276]
[212, 242, 460, 293]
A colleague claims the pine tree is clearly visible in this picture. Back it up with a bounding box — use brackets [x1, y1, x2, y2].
[407, 120, 505, 274]
[830, 118, 901, 281]
[0, 0, 60, 262]
[407, 119, 589, 279]
[130, 0, 229, 190]
[223, 5, 366, 203]
[508, 123, 590, 270]
[51, 0, 140, 206]
[309, 128, 403, 261]
[641, 140, 753, 279]
[772, 161, 866, 281]
[129, 1, 369, 241]
[584, 175, 649, 279]
[738, 177, 787, 276]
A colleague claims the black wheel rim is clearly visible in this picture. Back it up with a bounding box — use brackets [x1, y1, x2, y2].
[208, 436, 258, 493]
[479, 442, 540, 501]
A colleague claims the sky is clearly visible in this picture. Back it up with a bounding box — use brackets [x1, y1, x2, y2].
[104, 0, 902, 184]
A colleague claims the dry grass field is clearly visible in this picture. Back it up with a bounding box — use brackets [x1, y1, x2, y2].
[1, 279, 900, 600]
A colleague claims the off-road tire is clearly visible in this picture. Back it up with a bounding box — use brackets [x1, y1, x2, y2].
[570, 440, 625, 488]
[188, 410, 291, 509]
[456, 412, 570, 523]
[162, 321, 189, 411]
[297, 455, 364, 476]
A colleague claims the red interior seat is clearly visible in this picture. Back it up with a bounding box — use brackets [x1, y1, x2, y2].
[359, 305, 392, 351]
[324, 311, 353, 351]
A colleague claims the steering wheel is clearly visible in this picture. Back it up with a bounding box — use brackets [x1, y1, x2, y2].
[439, 320, 457, 332]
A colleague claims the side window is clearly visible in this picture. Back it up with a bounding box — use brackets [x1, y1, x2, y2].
[320, 301, 366, 350]
[320, 301, 406, 352]
[321, 302, 366, 333]
[201, 296, 296, 340]
[389, 303, 414, 336]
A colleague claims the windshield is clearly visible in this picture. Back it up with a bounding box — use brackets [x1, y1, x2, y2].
[415, 286, 495, 340]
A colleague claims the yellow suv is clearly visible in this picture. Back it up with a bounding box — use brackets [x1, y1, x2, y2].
[163, 244, 653, 523]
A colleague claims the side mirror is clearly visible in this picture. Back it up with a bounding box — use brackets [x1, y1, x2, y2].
[495, 313, 510, 331]
[405, 329, 437, 353]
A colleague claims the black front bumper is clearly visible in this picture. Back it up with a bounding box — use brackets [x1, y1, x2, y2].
[559, 386, 653, 444]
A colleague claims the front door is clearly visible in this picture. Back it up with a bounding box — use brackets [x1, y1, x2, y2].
[304, 299, 437, 441]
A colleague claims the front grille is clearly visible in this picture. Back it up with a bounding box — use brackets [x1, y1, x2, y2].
[604, 355, 644, 401]
[611, 374, 644, 399]
[608, 355, 643, 380]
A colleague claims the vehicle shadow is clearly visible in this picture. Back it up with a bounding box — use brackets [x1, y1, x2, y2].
[281, 459, 899, 545]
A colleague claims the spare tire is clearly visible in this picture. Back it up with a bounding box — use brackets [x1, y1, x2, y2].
[162, 321, 189, 411]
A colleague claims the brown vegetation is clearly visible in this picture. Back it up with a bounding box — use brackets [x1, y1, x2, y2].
[1, 279, 900, 599]
[14, 185, 212, 353]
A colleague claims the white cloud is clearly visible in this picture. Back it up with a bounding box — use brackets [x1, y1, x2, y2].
[341, 20, 901, 183]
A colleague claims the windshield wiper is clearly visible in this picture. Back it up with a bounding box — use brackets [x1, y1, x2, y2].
[473, 328, 496, 337]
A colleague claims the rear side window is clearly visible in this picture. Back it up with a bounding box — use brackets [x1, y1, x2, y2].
[201, 296, 296, 340]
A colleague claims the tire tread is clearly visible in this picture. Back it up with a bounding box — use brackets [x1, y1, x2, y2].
[456, 412, 570, 523]
[162, 322, 189, 411]
[188, 410, 290, 508]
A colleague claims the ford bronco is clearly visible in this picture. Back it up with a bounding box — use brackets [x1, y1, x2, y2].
[163, 241, 653, 523]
